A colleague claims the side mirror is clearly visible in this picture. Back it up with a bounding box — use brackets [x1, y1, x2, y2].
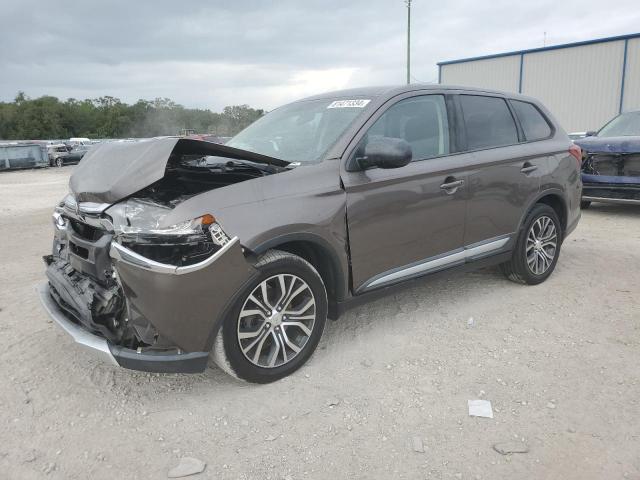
[585, 131, 597, 137]
[357, 137, 412, 170]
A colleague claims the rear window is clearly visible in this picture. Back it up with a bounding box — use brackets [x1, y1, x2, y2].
[460, 95, 518, 150]
[510, 100, 552, 141]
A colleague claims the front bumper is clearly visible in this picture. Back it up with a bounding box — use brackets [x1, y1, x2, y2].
[41, 205, 258, 373]
[581, 177, 640, 205]
[37, 282, 209, 373]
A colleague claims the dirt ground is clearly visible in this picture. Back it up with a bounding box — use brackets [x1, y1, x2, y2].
[0, 167, 639, 480]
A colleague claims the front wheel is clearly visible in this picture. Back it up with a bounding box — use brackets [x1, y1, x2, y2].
[55, 157, 64, 168]
[212, 250, 327, 383]
[501, 204, 562, 285]
[580, 200, 591, 209]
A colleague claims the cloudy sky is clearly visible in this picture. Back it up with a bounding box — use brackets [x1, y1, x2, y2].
[2, 0, 639, 111]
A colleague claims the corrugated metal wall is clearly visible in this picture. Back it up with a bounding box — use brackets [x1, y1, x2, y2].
[622, 38, 640, 111]
[522, 41, 624, 132]
[439, 55, 520, 93]
[439, 35, 640, 133]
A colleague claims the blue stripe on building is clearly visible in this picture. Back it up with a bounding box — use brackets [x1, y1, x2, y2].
[619, 39, 629, 113]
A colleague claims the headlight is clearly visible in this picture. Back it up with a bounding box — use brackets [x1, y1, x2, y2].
[107, 199, 230, 266]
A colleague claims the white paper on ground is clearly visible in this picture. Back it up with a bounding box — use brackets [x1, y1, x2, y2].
[468, 399, 494, 418]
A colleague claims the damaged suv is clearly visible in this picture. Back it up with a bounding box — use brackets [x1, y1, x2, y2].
[38, 85, 581, 383]
[574, 110, 640, 207]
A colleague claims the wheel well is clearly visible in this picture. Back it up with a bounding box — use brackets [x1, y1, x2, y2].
[270, 240, 342, 306]
[536, 194, 567, 233]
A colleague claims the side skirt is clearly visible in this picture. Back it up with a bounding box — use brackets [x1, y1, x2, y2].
[357, 235, 511, 293]
[332, 250, 512, 319]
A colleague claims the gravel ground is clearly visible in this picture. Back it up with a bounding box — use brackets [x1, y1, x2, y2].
[1, 167, 639, 480]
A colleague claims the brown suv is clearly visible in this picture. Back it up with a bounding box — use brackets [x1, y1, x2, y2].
[38, 85, 582, 383]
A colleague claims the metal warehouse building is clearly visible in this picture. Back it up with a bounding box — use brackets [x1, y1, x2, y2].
[438, 33, 640, 133]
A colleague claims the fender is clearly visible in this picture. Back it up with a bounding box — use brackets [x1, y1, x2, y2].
[516, 188, 567, 233]
[251, 231, 349, 304]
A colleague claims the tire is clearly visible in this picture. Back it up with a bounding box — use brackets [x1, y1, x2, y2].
[580, 200, 591, 209]
[55, 157, 64, 168]
[212, 250, 327, 383]
[501, 204, 563, 285]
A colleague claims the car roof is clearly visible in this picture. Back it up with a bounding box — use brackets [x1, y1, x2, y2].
[293, 84, 537, 103]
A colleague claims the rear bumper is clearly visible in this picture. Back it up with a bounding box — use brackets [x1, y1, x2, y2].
[37, 282, 209, 373]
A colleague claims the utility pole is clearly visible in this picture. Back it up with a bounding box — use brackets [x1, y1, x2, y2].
[406, 0, 412, 84]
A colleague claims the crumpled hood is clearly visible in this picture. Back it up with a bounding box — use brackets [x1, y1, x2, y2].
[574, 136, 640, 154]
[70, 137, 288, 204]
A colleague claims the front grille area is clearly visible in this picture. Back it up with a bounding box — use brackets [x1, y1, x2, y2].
[69, 242, 89, 259]
[69, 218, 104, 241]
[583, 153, 640, 177]
[44, 256, 126, 342]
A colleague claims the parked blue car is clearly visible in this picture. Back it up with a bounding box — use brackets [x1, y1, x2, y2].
[574, 110, 640, 208]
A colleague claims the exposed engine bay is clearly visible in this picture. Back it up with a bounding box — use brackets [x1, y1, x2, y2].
[108, 155, 285, 267]
[138, 154, 285, 207]
[45, 142, 285, 355]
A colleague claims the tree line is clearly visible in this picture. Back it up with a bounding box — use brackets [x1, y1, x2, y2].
[0, 92, 265, 140]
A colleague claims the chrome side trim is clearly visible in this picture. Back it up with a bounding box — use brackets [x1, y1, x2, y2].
[52, 211, 67, 230]
[110, 236, 240, 275]
[63, 195, 110, 215]
[60, 206, 114, 232]
[366, 250, 466, 289]
[582, 196, 640, 205]
[465, 236, 510, 259]
[36, 283, 118, 366]
[363, 236, 511, 291]
[78, 202, 111, 214]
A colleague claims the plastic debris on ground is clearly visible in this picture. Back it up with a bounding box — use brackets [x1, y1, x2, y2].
[167, 457, 206, 478]
[468, 399, 494, 418]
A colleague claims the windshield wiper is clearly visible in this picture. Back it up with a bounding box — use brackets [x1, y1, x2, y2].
[213, 159, 280, 174]
[181, 156, 283, 175]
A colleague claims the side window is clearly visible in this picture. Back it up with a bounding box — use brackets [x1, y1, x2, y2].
[361, 95, 450, 161]
[459, 95, 518, 150]
[510, 100, 552, 141]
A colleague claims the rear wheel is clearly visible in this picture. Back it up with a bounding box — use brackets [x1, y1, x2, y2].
[501, 204, 562, 285]
[580, 200, 591, 209]
[212, 250, 327, 383]
[55, 157, 64, 168]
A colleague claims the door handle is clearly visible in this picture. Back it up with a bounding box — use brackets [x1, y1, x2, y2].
[520, 163, 538, 174]
[440, 178, 464, 194]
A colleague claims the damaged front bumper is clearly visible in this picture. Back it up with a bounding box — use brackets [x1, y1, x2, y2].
[39, 206, 256, 373]
[582, 175, 640, 205]
[581, 153, 640, 205]
[37, 282, 209, 372]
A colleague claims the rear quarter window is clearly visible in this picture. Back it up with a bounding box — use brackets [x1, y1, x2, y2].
[510, 100, 552, 141]
[459, 95, 518, 150]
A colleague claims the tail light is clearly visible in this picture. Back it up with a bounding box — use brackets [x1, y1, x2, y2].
[568, 144, 582, 166]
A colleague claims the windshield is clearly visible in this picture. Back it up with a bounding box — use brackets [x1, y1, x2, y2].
[226, 98, 372, 163]
[598, 111, 640, 137]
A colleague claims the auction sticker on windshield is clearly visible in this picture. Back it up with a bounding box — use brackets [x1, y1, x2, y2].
[327, 99, 371, 109]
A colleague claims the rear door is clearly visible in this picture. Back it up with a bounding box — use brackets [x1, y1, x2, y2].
[341, 92, 471, 293]
[456, 94, 548, 246]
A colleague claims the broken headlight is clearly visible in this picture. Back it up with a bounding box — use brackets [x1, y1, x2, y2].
[107, 199, 230, 266]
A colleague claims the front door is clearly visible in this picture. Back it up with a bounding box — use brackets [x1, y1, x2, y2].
[341, 94, 469, 293]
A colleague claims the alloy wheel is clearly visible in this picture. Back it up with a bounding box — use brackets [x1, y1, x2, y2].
[237, 274, 316, 368]
[526, 215, 557, 275]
